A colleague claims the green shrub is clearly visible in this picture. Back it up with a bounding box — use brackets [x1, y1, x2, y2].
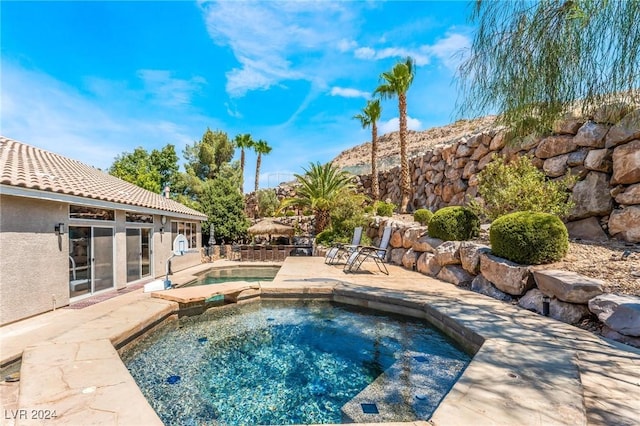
[375, 201, 396, 217]
[364, 205, 374, 214]
[475, 155, 576, 220]
[413, 208, 433, 225]
[490, 211, 568, 264]
[256, 189, 279, 217]
[285, 210, 296, 217]
[428, 206, 480, 241]
[315, 229, 336, 246]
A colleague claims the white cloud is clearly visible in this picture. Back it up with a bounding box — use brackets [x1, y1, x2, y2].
[354, 47, 376, 60]
[352, 30, 470, 69]
[224, 102, 243, 119]
[330, 87, 370, 99]
[199, 1, 357, 98]
[137, 70, 206, 106]
[378, 116, 422, 135]
[337, 38, 358, 52]
[423, 32, 471, 70]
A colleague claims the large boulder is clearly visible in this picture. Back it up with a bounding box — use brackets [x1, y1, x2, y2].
[601, 327, 640, 348]
[543, 154, 570, 177]
[611, 139, 640, 185]
[535, 135, 577, 159]
[402, 227, 427, 249]
[605, 109, 640, 147]
[390, 228, 405, 248]
[433, 241, 462, 266]
[532, 269, 604, 304]
[389, 248, 406, 265]
[589, 294, 640, 337]
[614, 183, 640, 205]
[569, 172, 613, 220]
[412, 236, 443, 253]
[574, 121, 608, 148]
[480, 253, 534, 296]
[437, 265, 474, 286]
[459, 242, 490, 275]
[564, 217, 609, 242]
[402, 248, 419, 269]
[583, 148, 612, 173]
[471, 274, 513, 302]
[519, 289, 590, 325]
[608, 206, 640, 243]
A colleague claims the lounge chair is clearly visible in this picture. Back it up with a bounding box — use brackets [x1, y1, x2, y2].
[324, 226, 363, 265]
[344, 226, 392, 275]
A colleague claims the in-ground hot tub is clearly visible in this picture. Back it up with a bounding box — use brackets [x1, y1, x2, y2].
[122, 300, 471, 425]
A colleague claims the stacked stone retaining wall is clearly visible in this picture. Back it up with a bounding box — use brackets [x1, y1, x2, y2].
[361, 216, 640, 348]
[357, 107, 639, 243]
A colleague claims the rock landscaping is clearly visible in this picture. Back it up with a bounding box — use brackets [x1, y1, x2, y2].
[362, 216, 640, 348]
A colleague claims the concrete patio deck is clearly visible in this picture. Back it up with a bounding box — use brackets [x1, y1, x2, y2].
[1, 257, 639, 425]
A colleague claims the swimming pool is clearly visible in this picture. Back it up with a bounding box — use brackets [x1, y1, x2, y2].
[122, 300, 470, 425]
[184, 266, 281, 287]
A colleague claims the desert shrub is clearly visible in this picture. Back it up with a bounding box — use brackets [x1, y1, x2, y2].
[256, 189, 280, 217]
[375, 201, 396, 217]
[329, 193, 369, 242]
[413, 209, 433, 225]
[428, 206, 480, 241]
[475, 155, 576, 220]
[490, 211, 568, 264]
[315, 229, 336, 246]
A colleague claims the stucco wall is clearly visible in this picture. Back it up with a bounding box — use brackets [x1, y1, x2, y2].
[0, 194, 203, 325]
[0, 195, 69, 324]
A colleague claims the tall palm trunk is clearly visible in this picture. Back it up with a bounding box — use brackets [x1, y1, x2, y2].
[240, 149, 245, 190]
[398, 92, 411, 213]
[314, 208, 330, 234]
[255, 153, 262, 192]
[371, 121, 379, 201]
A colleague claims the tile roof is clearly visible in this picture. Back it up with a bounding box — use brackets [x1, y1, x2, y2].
[0, 136, 207, 219]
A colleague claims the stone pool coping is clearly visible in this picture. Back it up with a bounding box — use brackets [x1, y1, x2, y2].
[1, 258, 639, 425]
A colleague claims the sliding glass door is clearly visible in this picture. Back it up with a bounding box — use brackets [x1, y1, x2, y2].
[69, 226, 114, 298]
[126, 228, 152, 283]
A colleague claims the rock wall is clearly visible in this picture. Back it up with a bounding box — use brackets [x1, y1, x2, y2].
[358, 217, 640, 348]
[357, 107, 640, 243]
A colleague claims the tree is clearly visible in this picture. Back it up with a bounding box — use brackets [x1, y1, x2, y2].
[280, 162, 355, 234]
[374, 57, 415, 213]
[457, 0, 640, 138]
[149, 144, 179, 190]
[253, 139, 272, 192]
[233, 133, 254, 192]
[256, 189, 279, 218]
[109, 147, 162, 193]
[353, 99, 382, 202]
[183, 128, 235, 180]
[199, 175, 250, 243]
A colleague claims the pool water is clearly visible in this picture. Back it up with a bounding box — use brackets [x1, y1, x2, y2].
[122, 301, 470, 425]
[184, 266, 280, 287]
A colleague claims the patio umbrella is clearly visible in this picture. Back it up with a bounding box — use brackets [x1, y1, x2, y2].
[248, 219, 295, 241]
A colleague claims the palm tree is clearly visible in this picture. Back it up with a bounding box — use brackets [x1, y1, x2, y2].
[374, 56, 415, 213]
[353, 99, 382, 202]
[253, 139, 272, 192]
[233, 133, 254, 192]
[281, 162, 354, 234]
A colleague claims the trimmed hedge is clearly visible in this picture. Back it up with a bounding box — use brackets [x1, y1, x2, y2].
[428, 206, 480, 241]
[375, 201, 396, 217]
[413, 208, 433, 225]
[490, 211, 568, 265]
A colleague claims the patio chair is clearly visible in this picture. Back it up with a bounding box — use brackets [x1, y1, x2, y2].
[324, 226, 363, 265]
[344, 226, 392, 275]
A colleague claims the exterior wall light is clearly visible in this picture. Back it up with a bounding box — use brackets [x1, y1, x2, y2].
[54, 223, 65, 235]
[160, 227, 164, 235]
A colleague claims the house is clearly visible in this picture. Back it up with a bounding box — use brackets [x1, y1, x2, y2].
[0, 136, 207, 325]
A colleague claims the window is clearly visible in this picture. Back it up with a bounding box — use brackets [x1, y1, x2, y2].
[171, 220, 198, 249]
[70, 205, 115, 221]
[125, 212, 153, 223]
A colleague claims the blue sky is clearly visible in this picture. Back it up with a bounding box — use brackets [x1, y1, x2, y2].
[1, 1, 475, 193]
